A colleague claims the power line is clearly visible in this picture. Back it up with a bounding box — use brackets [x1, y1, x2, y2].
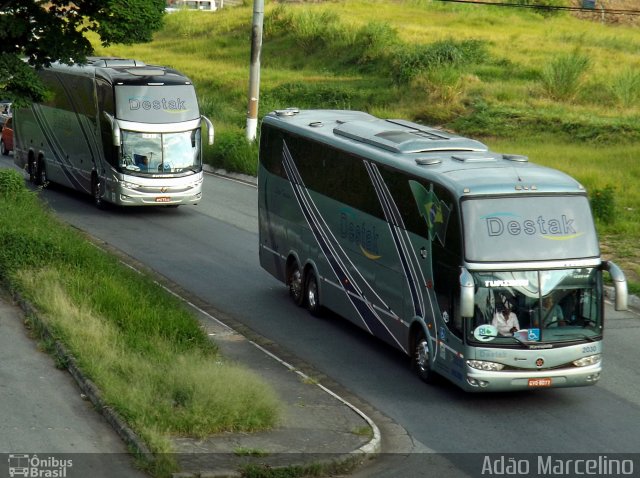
[433, 0, 640, 16]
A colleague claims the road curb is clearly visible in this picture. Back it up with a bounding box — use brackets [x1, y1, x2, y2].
[3, 274, 382, 478]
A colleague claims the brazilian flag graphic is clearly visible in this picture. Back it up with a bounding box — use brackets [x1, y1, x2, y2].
[409, 180, 450, 246]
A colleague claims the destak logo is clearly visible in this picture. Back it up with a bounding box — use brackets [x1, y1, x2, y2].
[340, 209, 381, 260]
[128, 97, 187, 113]
[483, 213, 584, 241]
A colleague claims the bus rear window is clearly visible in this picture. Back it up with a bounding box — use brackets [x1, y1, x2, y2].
[461, 195, 599, 263]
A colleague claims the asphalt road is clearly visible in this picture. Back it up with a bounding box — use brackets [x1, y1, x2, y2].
[2, 157, 640, 477]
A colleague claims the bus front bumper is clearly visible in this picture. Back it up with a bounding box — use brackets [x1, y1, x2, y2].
[107, 175, 203, 206]
[462, 363, 602, 392]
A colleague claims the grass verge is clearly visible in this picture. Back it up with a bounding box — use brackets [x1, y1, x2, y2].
[0, 170, 280, 477]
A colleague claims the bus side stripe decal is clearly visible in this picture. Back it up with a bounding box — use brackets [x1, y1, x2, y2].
[281, 141, 406, 352]
[32, 104, 85, 190]
[365, 162, 425, 318]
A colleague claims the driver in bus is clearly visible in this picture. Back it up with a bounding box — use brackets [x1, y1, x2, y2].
[537, 295, 566, 328]
[492, 304, 520, 337]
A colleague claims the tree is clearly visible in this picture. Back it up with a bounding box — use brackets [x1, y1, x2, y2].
[0, 0, 166, 104]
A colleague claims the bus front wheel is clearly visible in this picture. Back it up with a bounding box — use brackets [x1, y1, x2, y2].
[28, 157, 38, 183]
[413, 329, 437, 384]
[36, 160, 47, 186]
[92, 175, 106, 210]
[288, 262, 304, 307]
[305, 270, 322, 317]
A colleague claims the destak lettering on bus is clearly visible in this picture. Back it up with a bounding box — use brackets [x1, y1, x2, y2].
[485, 214, 577, 238]
[128, 97, 187, 112]
[339, 212, 380, 259]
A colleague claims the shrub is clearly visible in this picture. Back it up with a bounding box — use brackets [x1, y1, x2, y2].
[611, 69, 640, 108]
[392, 38, 489, 84]
[208, 129, 259, 176]
[349, 21, 399, 65]
[540, 51, 590, 101]
[590, 185, 616, 224]
[0, 169, 26, 197]
[288, 9, 341, 54]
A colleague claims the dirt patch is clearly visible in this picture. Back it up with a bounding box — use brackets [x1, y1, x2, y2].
[571, 0, 640, 26]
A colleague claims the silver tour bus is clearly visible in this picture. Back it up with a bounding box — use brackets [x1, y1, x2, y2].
[258, 109, 627, 392]
[14, 57, 213, 208]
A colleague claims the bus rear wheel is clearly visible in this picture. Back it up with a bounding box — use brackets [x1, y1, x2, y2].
[288, 262, 304, 306]
[305, 270, 322, 317]
[36, 160, 47, 186]
[413, 329, 437, 384]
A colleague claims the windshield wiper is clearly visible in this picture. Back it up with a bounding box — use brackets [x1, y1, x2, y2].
[553, 333, 597, 342]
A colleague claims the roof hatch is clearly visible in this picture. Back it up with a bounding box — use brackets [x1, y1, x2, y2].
[333, 118, 488, 154]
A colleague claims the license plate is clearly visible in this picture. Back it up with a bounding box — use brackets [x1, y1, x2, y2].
[528, 378, 552, 387]
[155, 196, 171, 203]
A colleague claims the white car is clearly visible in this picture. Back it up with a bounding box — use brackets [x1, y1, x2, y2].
[166, 0, 217, 12]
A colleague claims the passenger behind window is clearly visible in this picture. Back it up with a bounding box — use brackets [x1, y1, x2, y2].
[492, 304, 520, 337]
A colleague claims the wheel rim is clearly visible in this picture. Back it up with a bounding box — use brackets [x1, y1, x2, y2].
[39, 164, 46, 185]
[415, 337, 430, 373]
[93, 178, 102, 206]
[307, 276, 318, 311]
[289, 267, 303, 303]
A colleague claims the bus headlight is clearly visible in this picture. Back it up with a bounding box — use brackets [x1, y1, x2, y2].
[572, 354, 601, 367]
[466, 360, 505, 371]
[121, 181, 140, 190]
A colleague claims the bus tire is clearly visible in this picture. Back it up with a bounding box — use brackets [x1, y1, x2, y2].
[288, 261, 304, 307]
[413, 329, 437, 384]
[36, 160, 47, 186]
[305, 269, 322, 317]
[0, 139, 7, 156]
[28, 156, 38, 183]
[91, 175, 106, 210]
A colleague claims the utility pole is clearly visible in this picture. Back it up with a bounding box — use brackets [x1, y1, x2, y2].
[246, 0, 264, 142]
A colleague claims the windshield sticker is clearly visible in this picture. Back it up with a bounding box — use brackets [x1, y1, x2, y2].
[409, 181, 450, 247]
[473, 324, 498, 342]
[513, 328, 541, 342]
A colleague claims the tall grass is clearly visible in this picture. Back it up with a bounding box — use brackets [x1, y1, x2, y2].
[0, 172, 280, 467]
[540, 50, 591, 101]
[611, 68, 640, 108]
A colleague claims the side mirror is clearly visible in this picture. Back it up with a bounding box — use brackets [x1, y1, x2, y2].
[201, 115, 214, 145]
[460, 267, 475, 318]
[103, 112, 121, 147]
[604, 261, 628, 311]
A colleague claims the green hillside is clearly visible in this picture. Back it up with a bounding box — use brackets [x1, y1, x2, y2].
[94, 0, 640, 291]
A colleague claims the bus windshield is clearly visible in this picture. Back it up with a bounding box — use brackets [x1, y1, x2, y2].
[468, 268, 602, 345]
[120, 129, 201, 174]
